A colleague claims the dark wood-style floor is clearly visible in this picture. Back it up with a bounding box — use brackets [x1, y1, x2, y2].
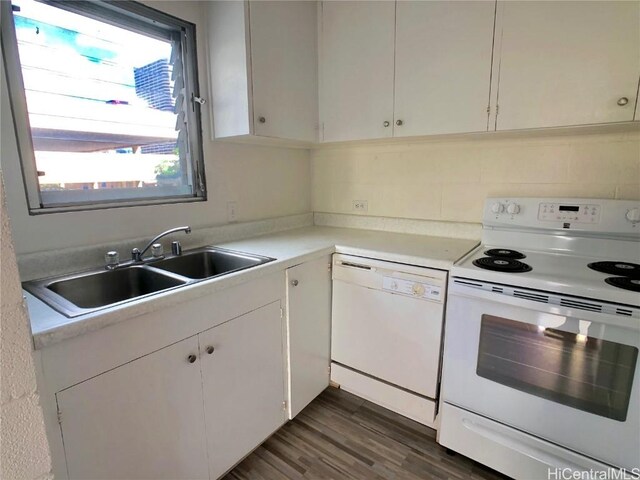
[223, 387, 509, 479]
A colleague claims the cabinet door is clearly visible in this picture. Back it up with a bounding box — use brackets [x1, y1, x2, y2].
[319, 1, 395, 142]
[495, 1, 640, 130]
[250, 1, 318, 142]
[286, 257, 331, 418]
[56, 336, 208, 480]
[207, 1, 252, 139]
[394, 1, 496, 136]
[200, 302, 286, 479]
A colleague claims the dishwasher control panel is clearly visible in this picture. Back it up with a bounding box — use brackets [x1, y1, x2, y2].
[382, 276, 442, 301]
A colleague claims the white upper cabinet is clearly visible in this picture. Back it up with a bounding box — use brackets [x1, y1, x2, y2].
[319, 1, 396, 142]
[394, 1, 496, 136]
[250, 1, 318, 142]
[207, 1, 318, 143]
[494, 1, 640, 130]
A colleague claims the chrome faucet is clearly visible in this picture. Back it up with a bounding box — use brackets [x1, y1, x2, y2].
[104, 226, 192, 270]
[131, 226, 192, 262]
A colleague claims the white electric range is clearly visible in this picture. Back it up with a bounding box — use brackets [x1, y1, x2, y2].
[438, 197, 640, 479]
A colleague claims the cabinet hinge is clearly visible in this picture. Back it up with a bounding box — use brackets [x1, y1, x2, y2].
[327, 263, 332, 272]
[486, 105, 491, 114]
[57, 408, 62, 425]
[280, 307, 284, 319]
[327, 366, 331, 375]
[496, 104, 499, 115]
[282, 400, 287, 411]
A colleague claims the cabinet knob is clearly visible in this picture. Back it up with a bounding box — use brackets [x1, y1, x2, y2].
[206, 346, 215, 355]
[383, 121, 390, 127]
[396, 119, 403, 126]
[617, 97, 629, 106]
[187, 354, 197, 364]
[258, 116, 266, 123]
[290, 279, 299, 287]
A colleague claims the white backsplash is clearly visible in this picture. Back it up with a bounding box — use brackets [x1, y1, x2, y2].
[312, 130, 640, 224]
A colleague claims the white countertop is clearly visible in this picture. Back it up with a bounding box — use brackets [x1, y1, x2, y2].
[26, 226, 478, 349]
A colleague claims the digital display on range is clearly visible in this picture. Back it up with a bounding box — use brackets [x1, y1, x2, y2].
[559, 205, 580, 212]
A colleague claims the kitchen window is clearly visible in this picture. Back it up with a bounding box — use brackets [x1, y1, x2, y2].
[1, 0, 206, 213]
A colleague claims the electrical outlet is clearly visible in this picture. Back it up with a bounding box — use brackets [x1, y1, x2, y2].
[352, 200, 368, 212]
[227, 201, 237, 222]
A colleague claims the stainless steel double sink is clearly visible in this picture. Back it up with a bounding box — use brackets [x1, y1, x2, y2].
[23, 247, 275, 318]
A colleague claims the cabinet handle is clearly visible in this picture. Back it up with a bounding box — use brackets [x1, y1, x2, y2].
[396, 119, 403, 126]
[617, 97, 629, 106]
[258, 116, 266, 123]
[290, 279, 299, 287]
[205, 346, 215, 355]
[187, 354, 197, 364]
[383, 121, 390, 127]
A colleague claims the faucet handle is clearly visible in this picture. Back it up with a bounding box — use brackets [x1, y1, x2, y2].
[105, 251, 119, 270]
[151, 243, 164, 258]
[131, 247, 142, 262]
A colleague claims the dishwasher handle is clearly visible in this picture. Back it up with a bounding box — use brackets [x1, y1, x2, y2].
[335, 260, 373, 271]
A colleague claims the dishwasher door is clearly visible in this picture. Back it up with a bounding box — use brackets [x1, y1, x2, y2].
[331, 254, 447, 398]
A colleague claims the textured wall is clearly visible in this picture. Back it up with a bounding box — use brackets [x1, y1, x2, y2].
[312, 131, 640, 224]
[0, 175, 53, 479]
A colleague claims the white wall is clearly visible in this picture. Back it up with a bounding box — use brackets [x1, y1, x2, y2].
[1, 1, 312, 255]
[0, 175, 53, 480]
[312, 131, 640, 224]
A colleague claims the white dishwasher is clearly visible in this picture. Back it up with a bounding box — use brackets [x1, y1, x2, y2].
[330, 253, 447, 426]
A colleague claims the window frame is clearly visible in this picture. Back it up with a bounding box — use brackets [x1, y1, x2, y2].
[0, 0, 207, 214]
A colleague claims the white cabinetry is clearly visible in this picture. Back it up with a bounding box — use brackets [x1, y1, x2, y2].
[56, 336, 209, 479]
[207, 1, 317, 142]
[320, 0, 495, 142]
[394, 1, 496, 136]
[44, 273, 287, 480]
[319, 0, 639, 141]
[201, 302, 286, 479]
[286, 256, 331, 418]
[319, 1, 395, 142]
[493, 1, 640, 130]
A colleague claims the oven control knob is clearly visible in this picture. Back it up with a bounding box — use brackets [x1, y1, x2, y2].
[626, 208, 640, 224]
[491, 202, 504, 214]
[506, 203, 521, 215]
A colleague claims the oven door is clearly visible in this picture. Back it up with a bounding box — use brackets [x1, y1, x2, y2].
[441, 280, 640, 469]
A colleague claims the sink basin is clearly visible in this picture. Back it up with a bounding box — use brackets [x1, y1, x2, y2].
[149, 248, 273, 279]
[23, 247, 275, 318]
[46, 266, 187, 309]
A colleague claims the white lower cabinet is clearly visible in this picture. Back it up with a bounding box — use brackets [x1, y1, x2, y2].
[56, 301, 286, 480]
[286, 256, 332, 418]
[200, 301, 287, 479]
[56, 336, 209, 480]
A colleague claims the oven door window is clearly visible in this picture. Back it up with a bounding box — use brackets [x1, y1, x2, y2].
[477, 315, 638, 421]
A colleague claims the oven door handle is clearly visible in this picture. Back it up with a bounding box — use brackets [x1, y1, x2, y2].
[461, 418, 597, 471]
